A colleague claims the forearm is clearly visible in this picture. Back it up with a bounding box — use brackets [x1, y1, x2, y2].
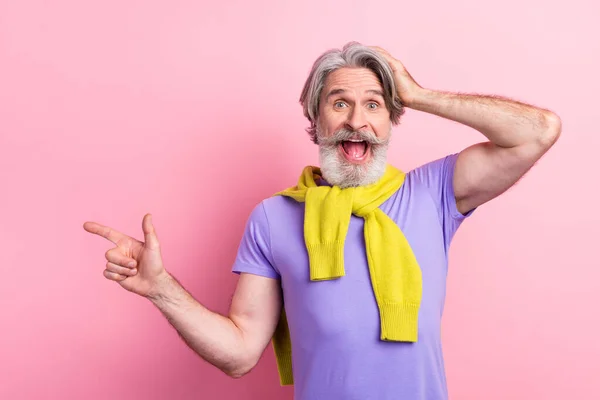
[408, 88, 561, 148]
[147, 273, 251, 377]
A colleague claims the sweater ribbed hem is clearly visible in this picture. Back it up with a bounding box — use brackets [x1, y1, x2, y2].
[272, 308, 294, 385]
[307, 241, 345, 280]
[273, 344, 294, 385]
[379, 302, 420, 342]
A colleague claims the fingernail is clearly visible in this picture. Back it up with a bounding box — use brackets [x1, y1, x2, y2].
[131, 269, 137, 274]
[128, 261, 136, 268]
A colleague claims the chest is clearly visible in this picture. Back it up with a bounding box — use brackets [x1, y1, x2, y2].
[268, 187, 449, 340]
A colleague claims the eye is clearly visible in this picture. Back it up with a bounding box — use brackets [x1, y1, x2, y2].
[367, 102, 379, 109]
[334, 101, 348, 108]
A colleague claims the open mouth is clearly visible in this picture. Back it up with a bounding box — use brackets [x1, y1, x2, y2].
[340, 139, 370, 161]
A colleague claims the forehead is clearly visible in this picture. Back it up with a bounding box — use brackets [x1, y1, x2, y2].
[322, 67, 383, 94]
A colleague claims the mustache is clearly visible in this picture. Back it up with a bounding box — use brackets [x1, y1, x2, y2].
[318, 128, 389, 146]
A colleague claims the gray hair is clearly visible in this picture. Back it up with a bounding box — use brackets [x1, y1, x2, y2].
[299, 41, 405, 144]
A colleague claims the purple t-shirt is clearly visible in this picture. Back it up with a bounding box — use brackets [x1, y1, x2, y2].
[232, 153, 473, 400]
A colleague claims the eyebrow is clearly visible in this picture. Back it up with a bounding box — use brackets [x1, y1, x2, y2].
[366, 89, 385, 98]
[325, 88, 385, 101]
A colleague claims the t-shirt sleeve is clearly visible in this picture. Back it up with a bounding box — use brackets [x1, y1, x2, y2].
[410, 152, 475, 246]
[231, 202, 281, 279]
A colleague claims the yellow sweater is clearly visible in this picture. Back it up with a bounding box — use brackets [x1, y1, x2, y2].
[272, 164, 423, 385]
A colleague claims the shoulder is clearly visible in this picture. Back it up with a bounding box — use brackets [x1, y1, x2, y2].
[402, 152, 472, 221]
[244, 195, 304, 231]
[406, 153, 459, 186]
[260, 194, 304, 214]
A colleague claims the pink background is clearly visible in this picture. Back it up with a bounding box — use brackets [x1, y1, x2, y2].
[1, 0, 598, 399]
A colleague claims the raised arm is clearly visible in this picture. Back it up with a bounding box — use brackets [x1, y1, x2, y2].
[409, 90, 561, 214]
[371, 46, 561, 214]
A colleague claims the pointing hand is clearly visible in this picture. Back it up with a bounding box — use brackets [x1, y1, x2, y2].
[83, 214, 168, 298]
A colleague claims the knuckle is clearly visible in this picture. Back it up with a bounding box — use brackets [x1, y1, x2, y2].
[105, 248, 115, 261]
[104, 269, 124, 281]
[105, 248, 125, 265]
[106, 262, 120, 273]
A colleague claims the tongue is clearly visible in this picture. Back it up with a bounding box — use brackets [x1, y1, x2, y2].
[342, 141, 367, 158]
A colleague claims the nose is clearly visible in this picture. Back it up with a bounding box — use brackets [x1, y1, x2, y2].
[344, 106, 368, 132]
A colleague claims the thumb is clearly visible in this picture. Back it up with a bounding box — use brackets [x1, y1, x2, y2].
[142, 213, 160, 250]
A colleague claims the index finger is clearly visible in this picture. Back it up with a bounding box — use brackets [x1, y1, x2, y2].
[83, 221, 127, 245]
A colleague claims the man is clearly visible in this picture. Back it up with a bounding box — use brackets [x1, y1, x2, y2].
[83, 42, 561, 399]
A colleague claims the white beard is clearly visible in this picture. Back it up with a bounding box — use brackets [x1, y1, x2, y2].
[317, 128, 391, 188]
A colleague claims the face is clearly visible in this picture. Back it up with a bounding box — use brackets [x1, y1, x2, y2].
[316, 67, 393, 188]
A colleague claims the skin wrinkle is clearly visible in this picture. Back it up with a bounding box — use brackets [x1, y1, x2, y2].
[300, 44, 405, 144]
[316, 68, 394, 188]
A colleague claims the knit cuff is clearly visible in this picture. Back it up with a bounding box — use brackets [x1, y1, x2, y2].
[306, 241, 346, 280]
[379, 302, 420, 342]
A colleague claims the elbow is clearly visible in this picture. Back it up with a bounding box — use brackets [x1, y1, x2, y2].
[222, 356, 258, 379]
[539, 111, 562, 148]
[224, 367, 250, 379]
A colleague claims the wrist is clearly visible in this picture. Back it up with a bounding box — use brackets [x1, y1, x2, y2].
[404, 87, 435, 110]
[146, 271, 174, 302]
